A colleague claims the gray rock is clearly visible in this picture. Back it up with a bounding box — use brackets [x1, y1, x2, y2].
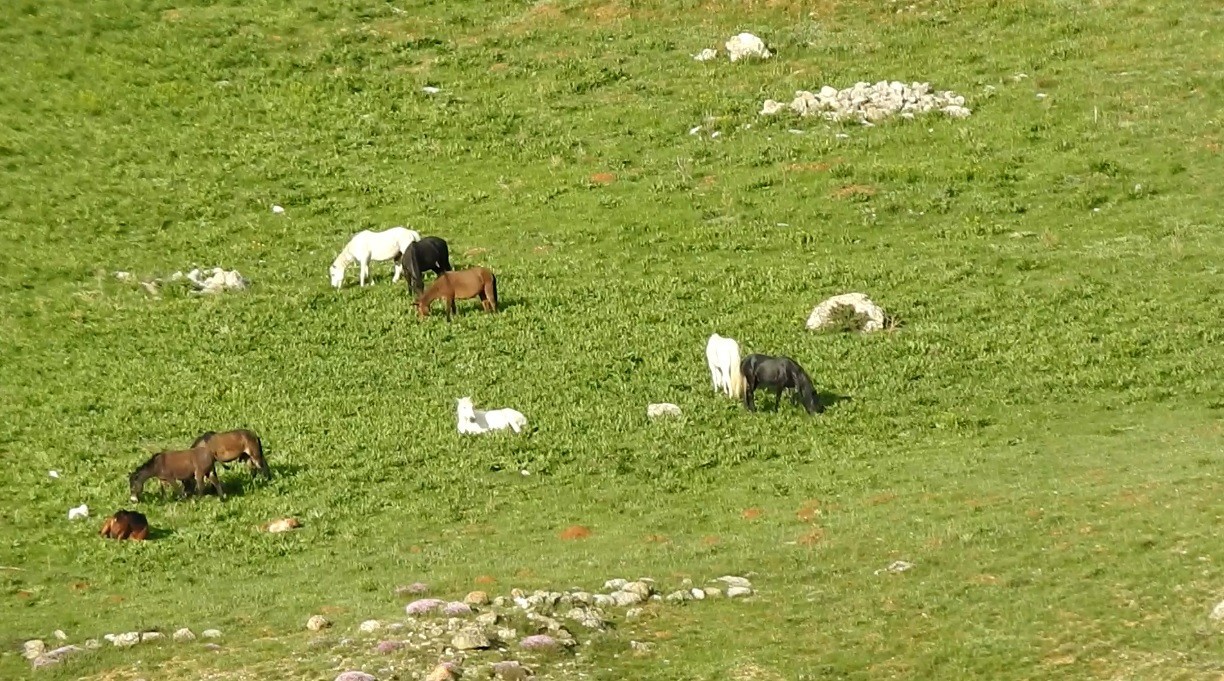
[664, 590, 690, 603]
[52, 630, 68, 641]
[603, 578, 627, 591]
[1211, 600, 1224, 620]
[359, 620, 381, 633]
[493, 596, 509, 607]
[592, 594, 615, 608]
[173, 628, 196, 642]
[140, 632, 163, 642]
[570, 591, 593, 605]
[202, 629, 222, 638]
[496, 627, 519, 641]
[716, 576, 753, 589]
[690, 588, 706, 600]
[703, 587, 723, 599]
[23, 640, 45, 660]
[307, 615, 331, 632]
[335, 673, 377, 681]
[611, 591, 643, 607]
[727, 586, 753, 598]
[452, 628, 490, 650]
[625, 607, 643, 620]
[475, 611, 499, 627]
[491, 660, 532, 680]
[623, 581, 652, 598]
[112, 632, 140, 647]
[84, 639, 101, 650]
[203, 643, 223, 651]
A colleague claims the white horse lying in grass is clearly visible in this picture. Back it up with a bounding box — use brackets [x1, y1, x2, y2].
[330, 226, 421, 288]
[706, 333, 746, 398]
[456, 397, 528, 435]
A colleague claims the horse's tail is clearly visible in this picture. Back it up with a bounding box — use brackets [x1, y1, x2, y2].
[248, 434, 270, 478]
[729, 342, 746, 398]
[439, 242, 452, 272]
[491, 272, 499, 307]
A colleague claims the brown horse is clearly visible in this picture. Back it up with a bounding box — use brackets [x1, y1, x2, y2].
[191, 429, 269, 479]
[415, 267, 498, 321]
[129, 447, 224, 502]
[99, 510, 150, 541]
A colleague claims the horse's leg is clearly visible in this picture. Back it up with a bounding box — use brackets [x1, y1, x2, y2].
[486, 280, 498, 312]
[743, 379, 757, 411]
[392, 254, 403, 282]
[447, 296, 456, 321]
[359, 257, 369, 286]
[211, 469, 225, 500]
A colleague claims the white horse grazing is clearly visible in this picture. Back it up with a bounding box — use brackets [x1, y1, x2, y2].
[330, 227, 421, 288]
[706, 333, 746, 398]
[456, 397, 528, 435]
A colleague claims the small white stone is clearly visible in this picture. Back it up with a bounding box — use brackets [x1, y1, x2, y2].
[202, 629, 222, 639]
[52, 630, 67, 641]
[1210, 600, 1224, 620]
[358, 620, 381, 633]
[693, 48, 718, 62]
[68, 504, 89, 520]
[271, 204, 285, 214]
[23, 640, 45, 660]
[306, 615, 331, 632]
[727, 586, 753, 598]
[84, 639, 101, 650]
[690, 588, 705, 600]
[603, 578, 628, 591]
[422, 86, 441, 94]
[140, 632, 163, 642]
[112, 632, 140, 647]
[716, 576, 753, 589]
[49, 471, 60, 479]
[173, 628, 196, 642]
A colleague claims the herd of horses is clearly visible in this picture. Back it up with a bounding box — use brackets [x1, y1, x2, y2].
[104, 226, 827, 534]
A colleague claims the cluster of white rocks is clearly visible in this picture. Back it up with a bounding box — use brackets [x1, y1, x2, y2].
[762, 81, 971, 124]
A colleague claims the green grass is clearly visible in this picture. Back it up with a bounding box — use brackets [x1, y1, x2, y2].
[2, 0, 1223, 678]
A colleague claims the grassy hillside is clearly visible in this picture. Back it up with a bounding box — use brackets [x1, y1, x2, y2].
[1, 0, 1222, 678]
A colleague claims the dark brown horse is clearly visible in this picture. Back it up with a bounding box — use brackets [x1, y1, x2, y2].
[415, 267, 498, 321]
[191, 429, 269, 479]
[99, 510, 150, 541]
[403, 236, 453, 296]
[129, 447, 224, 502]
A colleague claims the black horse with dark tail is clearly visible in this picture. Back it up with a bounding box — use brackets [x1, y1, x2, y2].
[739, 353, 824, 415]
[403, 236, 452, 296]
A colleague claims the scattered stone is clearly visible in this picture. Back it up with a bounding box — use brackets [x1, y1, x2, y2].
[496, 627, 519, 641]
[23, 640, 46, 660]
[114, 271, 136, 282]
[806, 292, 888, 333]
[140, 632, 163, 642]
[592, 594, 615, 608]
[520, 634, 559, 650]
[603, 578, 628, 591]
[625, 607, 643, 620]
[111, 632, 140, 647]
[443, 601, 473, 616]
[491, 660, 533, 680]
[406, 598, 446, 615]
[271, 204, 285, 214]
[68, 504, 89, 521]
[703, 587, 723, 599]
[763, 81, 969, 124]
[265, 517, 302, 533]
[1211, 600, 1224, 621]
[716, 576, 752, 589]
[425, 662, 459, 681]
[493, 596, 509, 608]
[476, 611, 499, 627]
[202, 642, 222, 651]
[693, 48, 718, 62]
[611, 591, 644, 607]
[690, 588, 706, 600]
[646, 402, 682, 418]
[725, 32, 771, 62]
[629, 640, 655, 655]
[464, 590, 491, 606]
[201, 629, 222, 639]
[359, 620, 382, 634]
[84, 639, 101, 650]
[422, 86, 441, 95]
[52, 630, 67, 641]
[374, 640, 401, 654]
[570, 591, 592, 605]
[396, 582, 430, 597]
[306, 615, 331, 632]
[186, 267, 248, 295]
[334, 673, 376, 681]
[173, 628, 196, 642]
[452, 628, 490, 650]
[727, 586, 753, 598]
[664, 590, 690, 603]
[880, 560, 915, 574]
[623, 581, 653, 598]
[43, 644, 82, 661]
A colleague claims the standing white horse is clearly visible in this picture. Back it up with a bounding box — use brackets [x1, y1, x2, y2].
[706, 333, 746, 398]
[456, 397, 528, 435]
[330, 227, 421, 288]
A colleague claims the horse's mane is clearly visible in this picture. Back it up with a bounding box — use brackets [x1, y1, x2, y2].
[130, 452, 162, 479]
[331, 248, 354, 268]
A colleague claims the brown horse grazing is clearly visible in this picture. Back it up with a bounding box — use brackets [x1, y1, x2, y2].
[128, 447, 224, 502]
[415, 267, 498, 321]
[99, 510, 150, 541]
[191, 429, 269, 479]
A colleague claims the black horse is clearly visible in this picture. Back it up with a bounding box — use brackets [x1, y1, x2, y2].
[403, 236, 453, 296]
[740, 353, 824, 414]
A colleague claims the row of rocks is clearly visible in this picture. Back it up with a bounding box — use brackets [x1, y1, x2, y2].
[23, 628, 221, 668]
[114, 267, 248, 296]
[762, 81, 971, 124]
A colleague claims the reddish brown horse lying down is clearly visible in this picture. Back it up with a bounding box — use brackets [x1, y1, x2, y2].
[191, 428, 269, 479]
[129, 447, 224, 502]
[100, 510, 150, 541]
[415, 266, 498, 320]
